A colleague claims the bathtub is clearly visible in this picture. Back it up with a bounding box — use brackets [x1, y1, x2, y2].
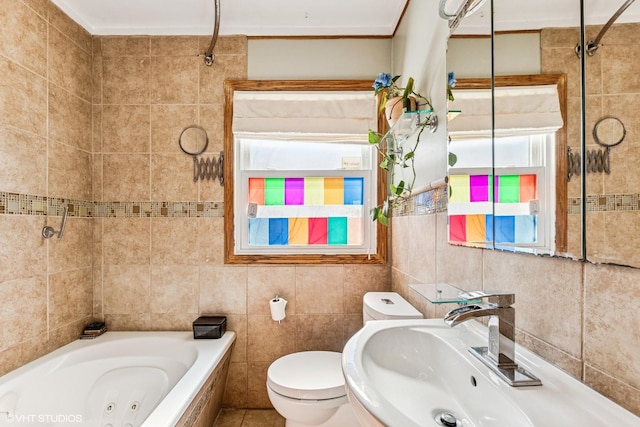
[0, 331, 236, 427]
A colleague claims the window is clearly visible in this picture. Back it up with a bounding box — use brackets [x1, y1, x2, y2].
[446, 75, 567, 254]
[235, 135, 376, 254]
[448, 134, 555, 250]
[224, 80, 387, 264]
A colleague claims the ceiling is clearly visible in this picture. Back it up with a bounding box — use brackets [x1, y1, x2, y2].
[51, 0, 409, 36]
[51, 0, 640, 37]
[457, 0, 640, 34]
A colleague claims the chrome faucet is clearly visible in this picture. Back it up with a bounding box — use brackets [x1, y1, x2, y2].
[444, 290, 542, 387]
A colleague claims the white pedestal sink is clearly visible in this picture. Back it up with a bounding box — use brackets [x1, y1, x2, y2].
[342, 318, 640, 427]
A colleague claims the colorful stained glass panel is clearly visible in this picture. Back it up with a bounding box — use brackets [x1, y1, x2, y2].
[268, 218, 288, 245]
[466, 214, 486, 243]
[495, 216, 515, 243]
[449, 175, 470, 203]
[328, 217, 348, 245]
[309, 217, 328, 244]
[519, 174, 536, 202]
[265, 178, 284, 205]
[285, 178, 304, 205]
[288, 217, 308, 245]
[304, 177, 324, 205]
[248, 178, 265, 204]
[515, 215, 536, 243]
[324, 178, 344, 205]
[449, 215, 466, 242]
[497, 176, 520, 203]
[247, 176, 365, 246]
[470, 175, 490, 202]
[248, 218, 269, 245]
[348, 218, 363, 245]
[344, 177, 364, 205]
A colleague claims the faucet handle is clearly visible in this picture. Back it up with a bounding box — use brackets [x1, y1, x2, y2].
[458, 290, 514, 307]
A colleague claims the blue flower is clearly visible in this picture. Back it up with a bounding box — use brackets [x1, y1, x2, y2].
[448, 71, 457, 88]
[373, 72, 393, 93]
[371, 73, 431, 112]
[447, 72, 457, 101]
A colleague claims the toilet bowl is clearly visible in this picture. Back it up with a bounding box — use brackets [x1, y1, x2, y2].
[267, 351, 356, 427]
[267, 292, 423, 426]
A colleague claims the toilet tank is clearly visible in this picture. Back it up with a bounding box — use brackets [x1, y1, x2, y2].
[363, 292, 424, 323]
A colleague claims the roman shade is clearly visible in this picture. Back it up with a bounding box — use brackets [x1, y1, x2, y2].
[448, 85, 564, 138]
[232, 91, 377, 134]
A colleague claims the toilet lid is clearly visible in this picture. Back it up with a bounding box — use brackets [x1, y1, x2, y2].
[267, 351, 346, 400]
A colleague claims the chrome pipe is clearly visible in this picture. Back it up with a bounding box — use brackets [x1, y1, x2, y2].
[204, 0, 220, 66]
[576, 0, 636, 57]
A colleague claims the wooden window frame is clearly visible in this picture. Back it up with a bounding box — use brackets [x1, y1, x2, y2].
[223, 80, 388, 264]
[453, 74, 568, 252]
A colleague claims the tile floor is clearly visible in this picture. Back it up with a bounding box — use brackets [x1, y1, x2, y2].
[213, 409, 285, 427]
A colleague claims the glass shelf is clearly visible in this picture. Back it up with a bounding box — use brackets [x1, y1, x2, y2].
[382, 109, 438, 149]
[409, 282, 481, 305]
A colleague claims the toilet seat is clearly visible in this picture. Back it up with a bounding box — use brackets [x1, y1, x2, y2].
[267, 351, 346, 400]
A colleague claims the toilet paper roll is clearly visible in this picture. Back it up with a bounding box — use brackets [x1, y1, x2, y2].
[270, 297, 287, 322]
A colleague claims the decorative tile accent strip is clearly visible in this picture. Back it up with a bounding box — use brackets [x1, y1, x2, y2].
[393, 191, 639, 218]
[571, 194, 640, 215]
[5, 191, 636, 219]
[569, 197, 582, 215]
[586, 193, 639, 212]
[0, 192, 224, 218]
[392, 187, 448, 217]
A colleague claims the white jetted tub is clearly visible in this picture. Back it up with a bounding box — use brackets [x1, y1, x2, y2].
[0, 331, 236, 427]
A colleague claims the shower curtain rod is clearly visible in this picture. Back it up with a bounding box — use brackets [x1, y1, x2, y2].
[204, 0, 221, 66]
[582, 0, 636, 56]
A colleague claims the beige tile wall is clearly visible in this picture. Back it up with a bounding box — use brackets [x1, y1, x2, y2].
[1, 2, 392, 410]
[0, 0, 94, 374]
[90, 33, 393, 409]
[391, 212, 640, 416]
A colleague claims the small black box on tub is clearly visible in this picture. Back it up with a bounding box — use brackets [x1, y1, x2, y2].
[192, 316, 226, 339]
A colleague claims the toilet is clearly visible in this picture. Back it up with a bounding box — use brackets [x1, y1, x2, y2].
[362, 291, 424, 323]
[266, 292, 423, 427]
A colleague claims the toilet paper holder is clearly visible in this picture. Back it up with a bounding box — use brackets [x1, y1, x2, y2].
[270, 295, 288, 323]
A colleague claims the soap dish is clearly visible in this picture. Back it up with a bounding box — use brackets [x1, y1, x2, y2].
[80, 321, 107, 339]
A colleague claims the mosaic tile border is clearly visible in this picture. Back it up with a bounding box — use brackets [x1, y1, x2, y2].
[0, 192, 224, 218]
[569, 194, 640, 215]
[586, 194, 640, 213]
[4, 191, 636, 219]
[392, 187, 448, 217]
[393, 190, 640, 218]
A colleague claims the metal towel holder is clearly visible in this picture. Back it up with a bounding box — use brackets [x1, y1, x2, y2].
[42, 206, 68, 239]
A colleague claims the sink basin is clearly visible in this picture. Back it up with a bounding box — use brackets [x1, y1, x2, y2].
[342, 319, 640, 427]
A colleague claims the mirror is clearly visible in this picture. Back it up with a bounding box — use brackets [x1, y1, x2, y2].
[179, 125, 209, 156]
[445, 0, 495, 249]
[448, 0, 640, 267]
[446, 0, 584, 259]
[583, 1, 640, 268]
